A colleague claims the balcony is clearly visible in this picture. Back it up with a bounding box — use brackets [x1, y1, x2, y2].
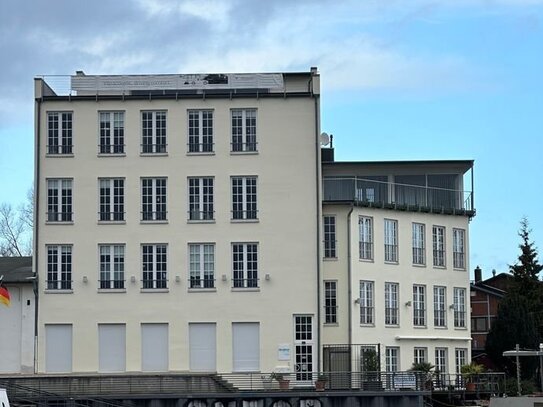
[323, 176, 474, 216]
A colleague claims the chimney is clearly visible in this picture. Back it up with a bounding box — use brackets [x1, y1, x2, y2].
[474, 266, 482, 283]
[492, 269, 496, 277]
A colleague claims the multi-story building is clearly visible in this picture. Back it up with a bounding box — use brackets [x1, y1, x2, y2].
[320, 154, 475, 378]
[33, 70, 321, 374]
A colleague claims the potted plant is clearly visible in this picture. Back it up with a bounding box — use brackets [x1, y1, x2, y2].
[461, 362, 484, 392]
[409, 361, 435, 390]
[271, 372, 290, 390]
[262, 374, 273, 390]
[361, 348, 382, 391]
[315, 373, 328, 391]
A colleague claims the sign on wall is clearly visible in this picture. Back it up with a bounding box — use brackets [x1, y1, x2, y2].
[278, 344, 291, 361]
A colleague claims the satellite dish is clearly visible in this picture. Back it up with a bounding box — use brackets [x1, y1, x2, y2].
[320, 132, 330, 146]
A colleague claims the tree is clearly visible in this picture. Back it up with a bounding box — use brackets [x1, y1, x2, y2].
[486, 293, 540, 379]
[0, 187, 33, 256]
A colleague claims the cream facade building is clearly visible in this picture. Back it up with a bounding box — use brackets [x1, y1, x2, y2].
[34, 70, 322, 374]
[320, 159, 474, 378]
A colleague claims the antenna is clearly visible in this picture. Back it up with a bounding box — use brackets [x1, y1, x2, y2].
[320, 132, 330, 146]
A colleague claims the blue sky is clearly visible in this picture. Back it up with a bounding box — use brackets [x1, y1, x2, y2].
[1, 0, 542, 277]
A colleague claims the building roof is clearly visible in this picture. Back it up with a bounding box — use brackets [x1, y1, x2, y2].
[0, 256, 33, 283]
[323, 159, 474, 173]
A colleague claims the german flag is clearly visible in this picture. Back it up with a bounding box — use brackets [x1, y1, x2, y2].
[0, 285, 10, 307]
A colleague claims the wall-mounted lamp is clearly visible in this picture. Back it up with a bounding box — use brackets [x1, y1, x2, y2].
[405, 301, 412, 307]
[449, 304, 456, 310]
[82, 276, 88, 283]
[175, 275, 181, 283]
[354, 298, 361, 305]
[265, 274, 270, 281]
[222, 274, 227, 282]
[131, 276, 136, 283]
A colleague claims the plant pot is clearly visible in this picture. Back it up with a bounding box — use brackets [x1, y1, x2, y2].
[279, 379, 290, 390]
[315, 380, 326, 391]
[466, 382, 476, 392]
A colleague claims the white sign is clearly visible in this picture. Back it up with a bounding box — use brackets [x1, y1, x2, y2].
[278, 344, 291, 361]
[393, 373, 417, 389]
[71, 73, 284, 92]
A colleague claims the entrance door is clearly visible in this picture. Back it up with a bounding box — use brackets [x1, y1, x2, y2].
[294, 315, 314, 382]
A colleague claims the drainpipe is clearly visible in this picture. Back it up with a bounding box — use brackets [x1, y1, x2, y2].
[33, 81, 41, 374]
[347, 204, 354, 351]
[313, 76, 322, 371]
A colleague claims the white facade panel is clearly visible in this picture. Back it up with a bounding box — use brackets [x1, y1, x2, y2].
[45, 324, 72, 373]
[189, 323, 216, 372]
[141, 323, 168, 372]
[232, 322, 260, 372]
[99, 324, 126, 372]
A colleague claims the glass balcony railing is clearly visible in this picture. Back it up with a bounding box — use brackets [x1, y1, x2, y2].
[323, 177, 474, 214]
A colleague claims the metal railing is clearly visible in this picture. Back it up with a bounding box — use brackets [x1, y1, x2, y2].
[323, 177, 474, 213]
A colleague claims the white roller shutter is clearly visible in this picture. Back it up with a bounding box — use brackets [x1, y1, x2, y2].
[233, 322, 260, 372]
[141, 323, 168, 371]
[99, 324, 126, 372]
[45, 324, 72, 373]
[189, 323, 216, 371]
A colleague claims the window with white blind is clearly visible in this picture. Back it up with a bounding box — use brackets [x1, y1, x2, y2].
[232, 323, 260, 372]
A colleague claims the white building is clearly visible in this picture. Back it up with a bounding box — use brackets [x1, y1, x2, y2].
[34, 70, 321, 374]
[320, 156, 474, 378]
[0, 256, 35, 374]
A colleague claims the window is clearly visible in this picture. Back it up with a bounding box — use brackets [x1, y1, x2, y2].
[142, 244, 167, 289]
[385, 282, 399, 325]
[413, 285, 426, 326]
[45, 324, 72, 373]
[99, 112, 124, 154]
[359, 281, 374, 325]
[454, 288, 466, 328]
[455, 348, 467, 374]
[385, 347, 399, 372]
[232, 323, 260, 372]
[324, 281, 337, 324]
[99, 178, 124, 221]
[188, 177, 214, 221]
[433, 225, 445, 267]
[46, 245, 72, 290]
[141, 111, 167, 153]
[231, 176, 257, 220]
[324, 216, 337, 258]
[412, 223, 425, 265]
[435, 348, 447, 374]
[453, 228, 466, 269]
[98, 324, 126, 372]
[47, 179, 72, 222]
[232, 243, 258, 288]
[188, 110, 213, 152]
[99, 244, 125, 289]
[384, 219, 398, 262]
[189, 244, 215, 288]
[471, 317, 488, 332]
[47, 112, 72, 154]
[433, 286, 446, 327]
[141, 178, 167, 221]
[231, 109, 257, 152]
[414, 347, 427, 365]
[359, 216, 373, 260]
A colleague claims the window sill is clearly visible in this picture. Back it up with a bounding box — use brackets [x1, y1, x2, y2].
[453, 267, 466, 272]
[188, 288, 217, 293]
[187, 152, 215, 156]
[359, 258, 374, 263]
[45, 153, 74, 158]
[45, 221, 74, 225]
[187, 219, 216, 224]
[140, 288, 169, 293]
[231, 287, 260, 292]
[98, 220, 126, 225]
[44, 289, 73, 294]
[97, 153, 126, 157]
[433, 266, 447, 270]
[231, 219, 259, 223]
[412, 263, 427, 268]
[230, 151, 259, 155]
[97, 289, 126, 293]
[323, 257, 338, 261]
[454, 327, 468, 330]
[414, 325, 428, 329]
[140, 220, 169, 224]
[384, 261, 399, 265]
[140, 152, 168, 157]
[385, 324, 400, 328]
[435, 326, 448, 330]
[324, 323, 339, 327]
[359, 323, 375, 327]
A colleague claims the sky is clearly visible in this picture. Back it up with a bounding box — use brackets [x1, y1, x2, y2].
[0, 0, 542, 278]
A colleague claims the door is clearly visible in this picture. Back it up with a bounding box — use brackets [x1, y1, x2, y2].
[189, 323, 216, 371]
[141, 323, 168, 371]
[99, 324, 126, 372]
[233, 322, 260, 371]
[294, 315, 314, 382]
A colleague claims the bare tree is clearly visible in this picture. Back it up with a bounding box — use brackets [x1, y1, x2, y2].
[0, 201, 31, 257]
[20, 186, 34, 230]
